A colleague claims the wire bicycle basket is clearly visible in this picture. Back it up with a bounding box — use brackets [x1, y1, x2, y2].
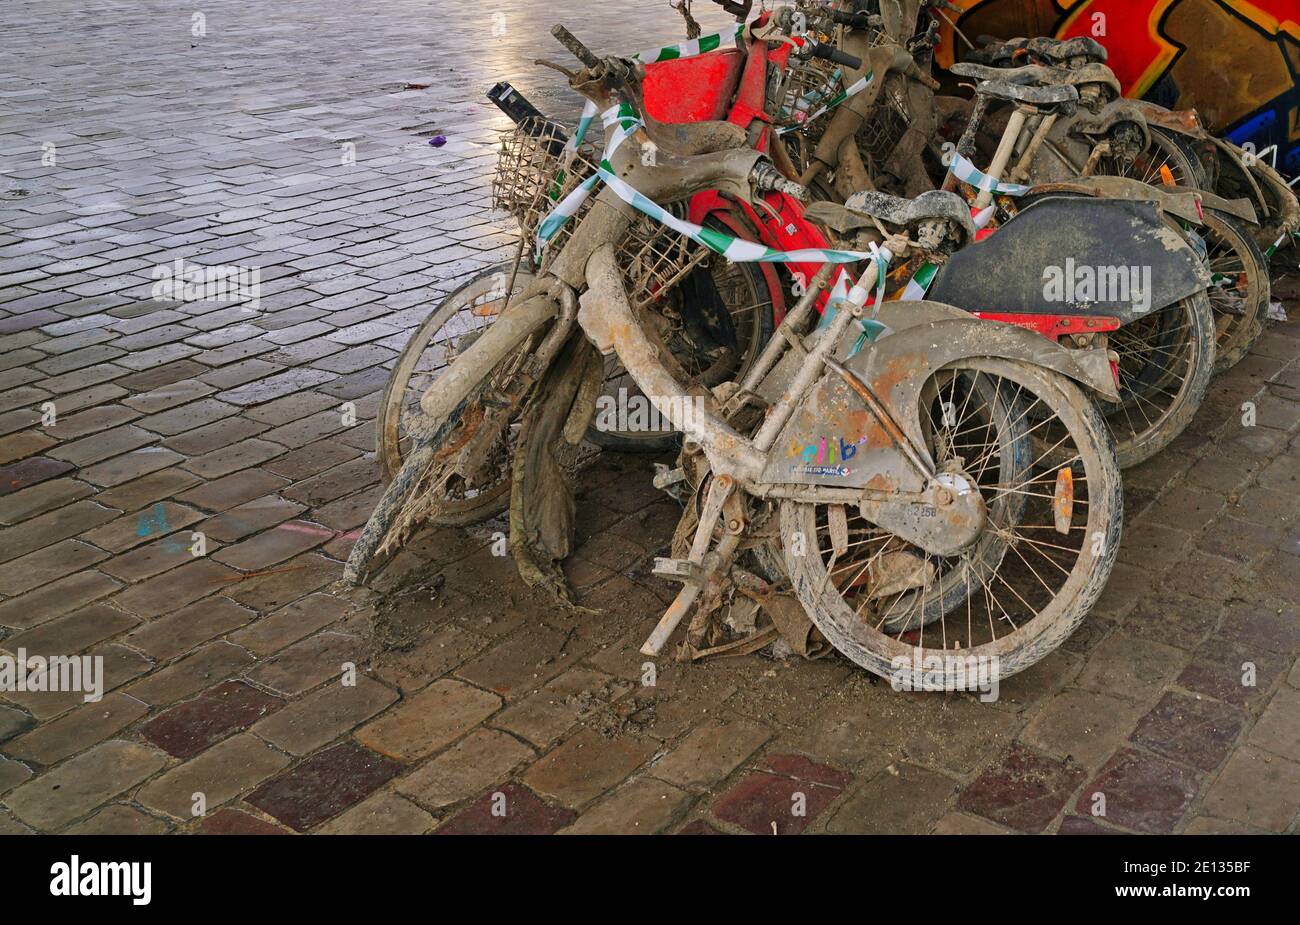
[491, 116, 705, 308]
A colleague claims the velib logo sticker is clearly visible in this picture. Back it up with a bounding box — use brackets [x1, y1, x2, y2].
[50, 856, 151, 906]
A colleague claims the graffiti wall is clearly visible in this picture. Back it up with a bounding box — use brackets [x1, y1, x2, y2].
[934, 0, 1300, 175]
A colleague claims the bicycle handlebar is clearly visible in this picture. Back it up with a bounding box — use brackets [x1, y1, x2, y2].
[552, 25, 600, 70]
[806, 41, 864, 71]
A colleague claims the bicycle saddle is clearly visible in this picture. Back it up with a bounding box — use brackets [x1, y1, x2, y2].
[1026, 36, 1108, 65]
[975, 78, 1078, 109]
[950, 61, 1047, 84]
[806, 190, 977, 243]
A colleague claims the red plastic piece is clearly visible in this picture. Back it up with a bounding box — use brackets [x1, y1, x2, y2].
[644, 50, 744, 123]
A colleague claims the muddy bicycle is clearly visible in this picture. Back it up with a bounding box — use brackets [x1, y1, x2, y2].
[347, 24, 1127, 687]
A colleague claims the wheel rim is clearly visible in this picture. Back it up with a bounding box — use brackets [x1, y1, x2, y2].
[785, 360, 1117, 682]
[1201, 215, 1264, 358]
[381, 266, 534, 478]
[1104, 299, 1197, 451]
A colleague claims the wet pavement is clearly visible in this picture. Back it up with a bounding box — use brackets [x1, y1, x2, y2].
[1, 0, 1299, 834]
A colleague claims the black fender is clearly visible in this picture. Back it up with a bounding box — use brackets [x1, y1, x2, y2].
[928, 196, 1211, 325]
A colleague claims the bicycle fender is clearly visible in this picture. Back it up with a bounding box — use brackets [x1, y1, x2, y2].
[761, 303, 1117, 494]
[928, 196, 1211, 325]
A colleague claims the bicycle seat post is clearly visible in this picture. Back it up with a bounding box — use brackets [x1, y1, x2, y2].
[974, 99, 1029, 208]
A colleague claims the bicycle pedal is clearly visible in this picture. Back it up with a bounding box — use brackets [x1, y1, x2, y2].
[653, 557, 699, 582]
[652, 465, 686, 490]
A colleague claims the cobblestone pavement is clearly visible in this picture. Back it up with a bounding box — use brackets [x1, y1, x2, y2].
[2, 0, 1299, 836]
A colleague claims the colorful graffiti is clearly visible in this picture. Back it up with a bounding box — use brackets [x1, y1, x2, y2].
[935, 0, 1300, 175]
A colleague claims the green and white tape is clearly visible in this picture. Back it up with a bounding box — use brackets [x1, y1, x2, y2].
[632, 24, 746, 63]
[536, 103, 885, 269]
[777, 72, 874, 135]
[948, 152, 1030, 196]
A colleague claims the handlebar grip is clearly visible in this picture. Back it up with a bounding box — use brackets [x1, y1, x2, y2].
[552, 25, 600, 69]
[829, 11, 873, 29]
[808, 42, 864, 71]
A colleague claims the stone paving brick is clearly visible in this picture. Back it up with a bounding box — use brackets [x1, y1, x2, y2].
[255, 675, 398, 756]
[221, 552, 339, 612]
[5, 643, 154, 721]
[1074, 634, 1189, 703]
[80, 501, 205, 553]
[140, 680, 283, 759]
[198, 807, 293, 835]
[436, 782, 576, 835]
[957, 744, 1087, 834]
[1020, 689, 1147, 771]
[246, 631, 364, 696]
[0, 500, 118, 563]
[123, 596, 256, 660]
[80, 446, 186, 488]
[394, 728, 534, 810]
[65, 804, 171, 835]
[317, 790, 435, 835]
[246, 740, 402, 832]
[91, 467, 202, 511]
[492, 667, 631, 747]
[183, 437, 286, 479]
[3, 692, 149, 766]
[1, 603, 139, 659]
[0, 431, 55, 466]
[355, 677, 500, 761]
[1074, 747, 1200, 834]
[47, 424, 157, 467]
[100, 531, 219, 583]
[649, 718, 771, 790]
[0, 705, 34, 744]
[0, 756, 33, 796]
[522, 727, 661, 810]
[1130, 691, 1246, 772]
[127, 641, 256, 706]
[0, 539, 108, 596]
[559, 778, 690, 835]
[827, 763, 959, 835]
[2, 739, 166, 830]
[176, 467, 291, 512]
[711, 753, 850, 835]
[0, 566, 122, 631]
[138, 733, 291, 820]
[0, 476, 92, 525]
[1247, 686, 1300, 762]
[201, 495, 306, 543]
[1199, 745, 1300, 831]
[228, 592, 354, 656]
[212, 520, 330, 570]
[111, 557, 239, 618]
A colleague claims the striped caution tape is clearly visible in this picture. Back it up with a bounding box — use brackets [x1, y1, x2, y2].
[947, 152, 1031, 196]
[536, 104, 885, 269]
[777, 73, 874, 135]
[632, 24, 746, 62]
